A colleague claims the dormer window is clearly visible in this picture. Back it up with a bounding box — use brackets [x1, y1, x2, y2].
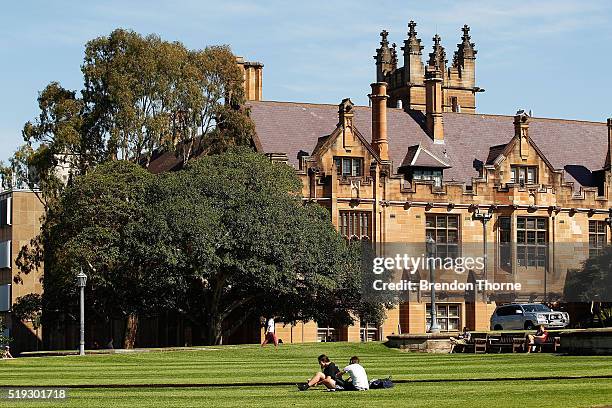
[510, 166, 538, 185]
[413, 168, 443, 187]
[334, 157, 363, 177]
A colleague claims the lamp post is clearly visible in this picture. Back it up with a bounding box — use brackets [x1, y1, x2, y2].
[426, 236, 440, 333]
[474, 207, 494, 301]
[76, 270, 87, 356]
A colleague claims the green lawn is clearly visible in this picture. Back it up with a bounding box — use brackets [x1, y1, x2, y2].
[1, 342, 612, 407]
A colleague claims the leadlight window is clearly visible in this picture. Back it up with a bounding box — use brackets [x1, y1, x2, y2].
[589, 220, 607, 258]
[413, 169, 443, 187]
[516, 217, 547, 267]
[334, 157, 363, 177]
[510, 166, 538, 185]
[425, 215, 459, 259]
[498, 216, 512, 272]
[426, 304, 461, 332]
[339, 211, 371, 240]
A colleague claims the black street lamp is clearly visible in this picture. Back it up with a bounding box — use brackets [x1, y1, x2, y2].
[76, 270, 87, 356]
[474, 207, 494, 301]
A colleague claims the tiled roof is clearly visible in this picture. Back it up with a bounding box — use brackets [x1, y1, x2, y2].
[247, 101, 433, 173]
[248, 100, 609, 187]
[485, 143, 508, 165]
[400, 144, 450, 168]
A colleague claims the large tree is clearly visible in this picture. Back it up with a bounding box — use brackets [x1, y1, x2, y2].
[16, 28, 254, 209]
[37, 148, 380, 347]
[150, 148, 372, 344]
[12, 29, 256, 322]
[40, 160, 180, 348]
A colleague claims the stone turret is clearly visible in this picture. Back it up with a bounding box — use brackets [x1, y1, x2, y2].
[376, 21, 482, 114]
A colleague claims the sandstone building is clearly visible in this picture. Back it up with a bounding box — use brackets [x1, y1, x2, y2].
[243, 22, 612, 342]
[3, 22, 611, 350]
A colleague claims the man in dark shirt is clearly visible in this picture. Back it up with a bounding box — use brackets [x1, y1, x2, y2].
[297, 354, 342, 391]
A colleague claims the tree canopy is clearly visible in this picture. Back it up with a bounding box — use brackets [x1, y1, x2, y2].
[36, 148, 381, 346]
[2, 28, 254, 210]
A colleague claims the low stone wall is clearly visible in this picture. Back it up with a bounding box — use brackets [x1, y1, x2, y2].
[387, 328, 612, 354]
[558, 328, 612, 355]
[385, 333, 453, 353]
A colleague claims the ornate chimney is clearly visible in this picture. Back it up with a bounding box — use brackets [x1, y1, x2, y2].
[425, 68, 444, 143]
[514, 110, 530, 160]
[369, 82, 389, 161]
[236, 56, 263, 101]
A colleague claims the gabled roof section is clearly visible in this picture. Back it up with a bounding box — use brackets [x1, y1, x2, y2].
[482, 130, 557, 172]
[247, 101, 432, 172]
[309, 122, 383, 164]
[246, 100, 609, 187]
[400, 144, 450, 168]
[485, 143, 508, 165]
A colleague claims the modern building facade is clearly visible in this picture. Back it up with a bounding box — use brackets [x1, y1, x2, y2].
[0, 184, 45, 353]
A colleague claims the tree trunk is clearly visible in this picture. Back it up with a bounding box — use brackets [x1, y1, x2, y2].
[123, 313, 139, 349]
[203, 315, 223, 346]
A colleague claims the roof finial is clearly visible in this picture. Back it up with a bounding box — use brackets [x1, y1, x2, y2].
[462, 24, 471, 41]
[408, 20, 417, 37]
[380, 29, 389, 46]
[402, 20, 424, 56]
[455, 24, 477, 66]
[428, 34, 447, 71]
[374, 29, 393, 81]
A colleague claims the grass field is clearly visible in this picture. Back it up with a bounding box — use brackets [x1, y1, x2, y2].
[1, 342, 612, 407]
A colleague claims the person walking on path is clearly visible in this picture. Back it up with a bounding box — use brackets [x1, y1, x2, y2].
[261, 317, 278, 349]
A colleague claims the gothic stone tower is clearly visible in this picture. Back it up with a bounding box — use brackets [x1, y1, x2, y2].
[375, 21, 483, 113]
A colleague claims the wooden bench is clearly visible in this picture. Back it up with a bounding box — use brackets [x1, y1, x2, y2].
[471, 333, 488, 354]
[528, 336, 561, 353]
[487, 333, 520, 353]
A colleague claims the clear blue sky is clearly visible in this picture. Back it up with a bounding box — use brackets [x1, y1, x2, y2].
[1, 0, 611, 162]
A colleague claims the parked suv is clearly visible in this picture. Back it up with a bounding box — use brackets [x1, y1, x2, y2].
[490, 303, 569, 330]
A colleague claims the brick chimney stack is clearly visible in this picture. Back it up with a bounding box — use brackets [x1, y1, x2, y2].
[425, 67, 444, 143]
[369, 82, 389, 161]
[236, 56, 263, 101]
[514, 110, 530, 160]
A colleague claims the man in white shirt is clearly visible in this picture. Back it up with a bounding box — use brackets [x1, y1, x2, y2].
[260, 317, 278, 349]
[338, 356, 369, 391]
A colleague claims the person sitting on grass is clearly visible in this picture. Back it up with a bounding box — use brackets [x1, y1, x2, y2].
[1, 346, 13, 359]
[525, 325, 548, 353]
[449, 327, 471, 353]
[297, 354, 342, 391]
[336, 356, 369, 391]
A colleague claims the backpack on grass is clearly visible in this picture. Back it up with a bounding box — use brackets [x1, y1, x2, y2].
[369, 377, 394, 389]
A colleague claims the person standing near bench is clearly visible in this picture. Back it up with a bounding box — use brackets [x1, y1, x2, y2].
[525, 325, 548, 353]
